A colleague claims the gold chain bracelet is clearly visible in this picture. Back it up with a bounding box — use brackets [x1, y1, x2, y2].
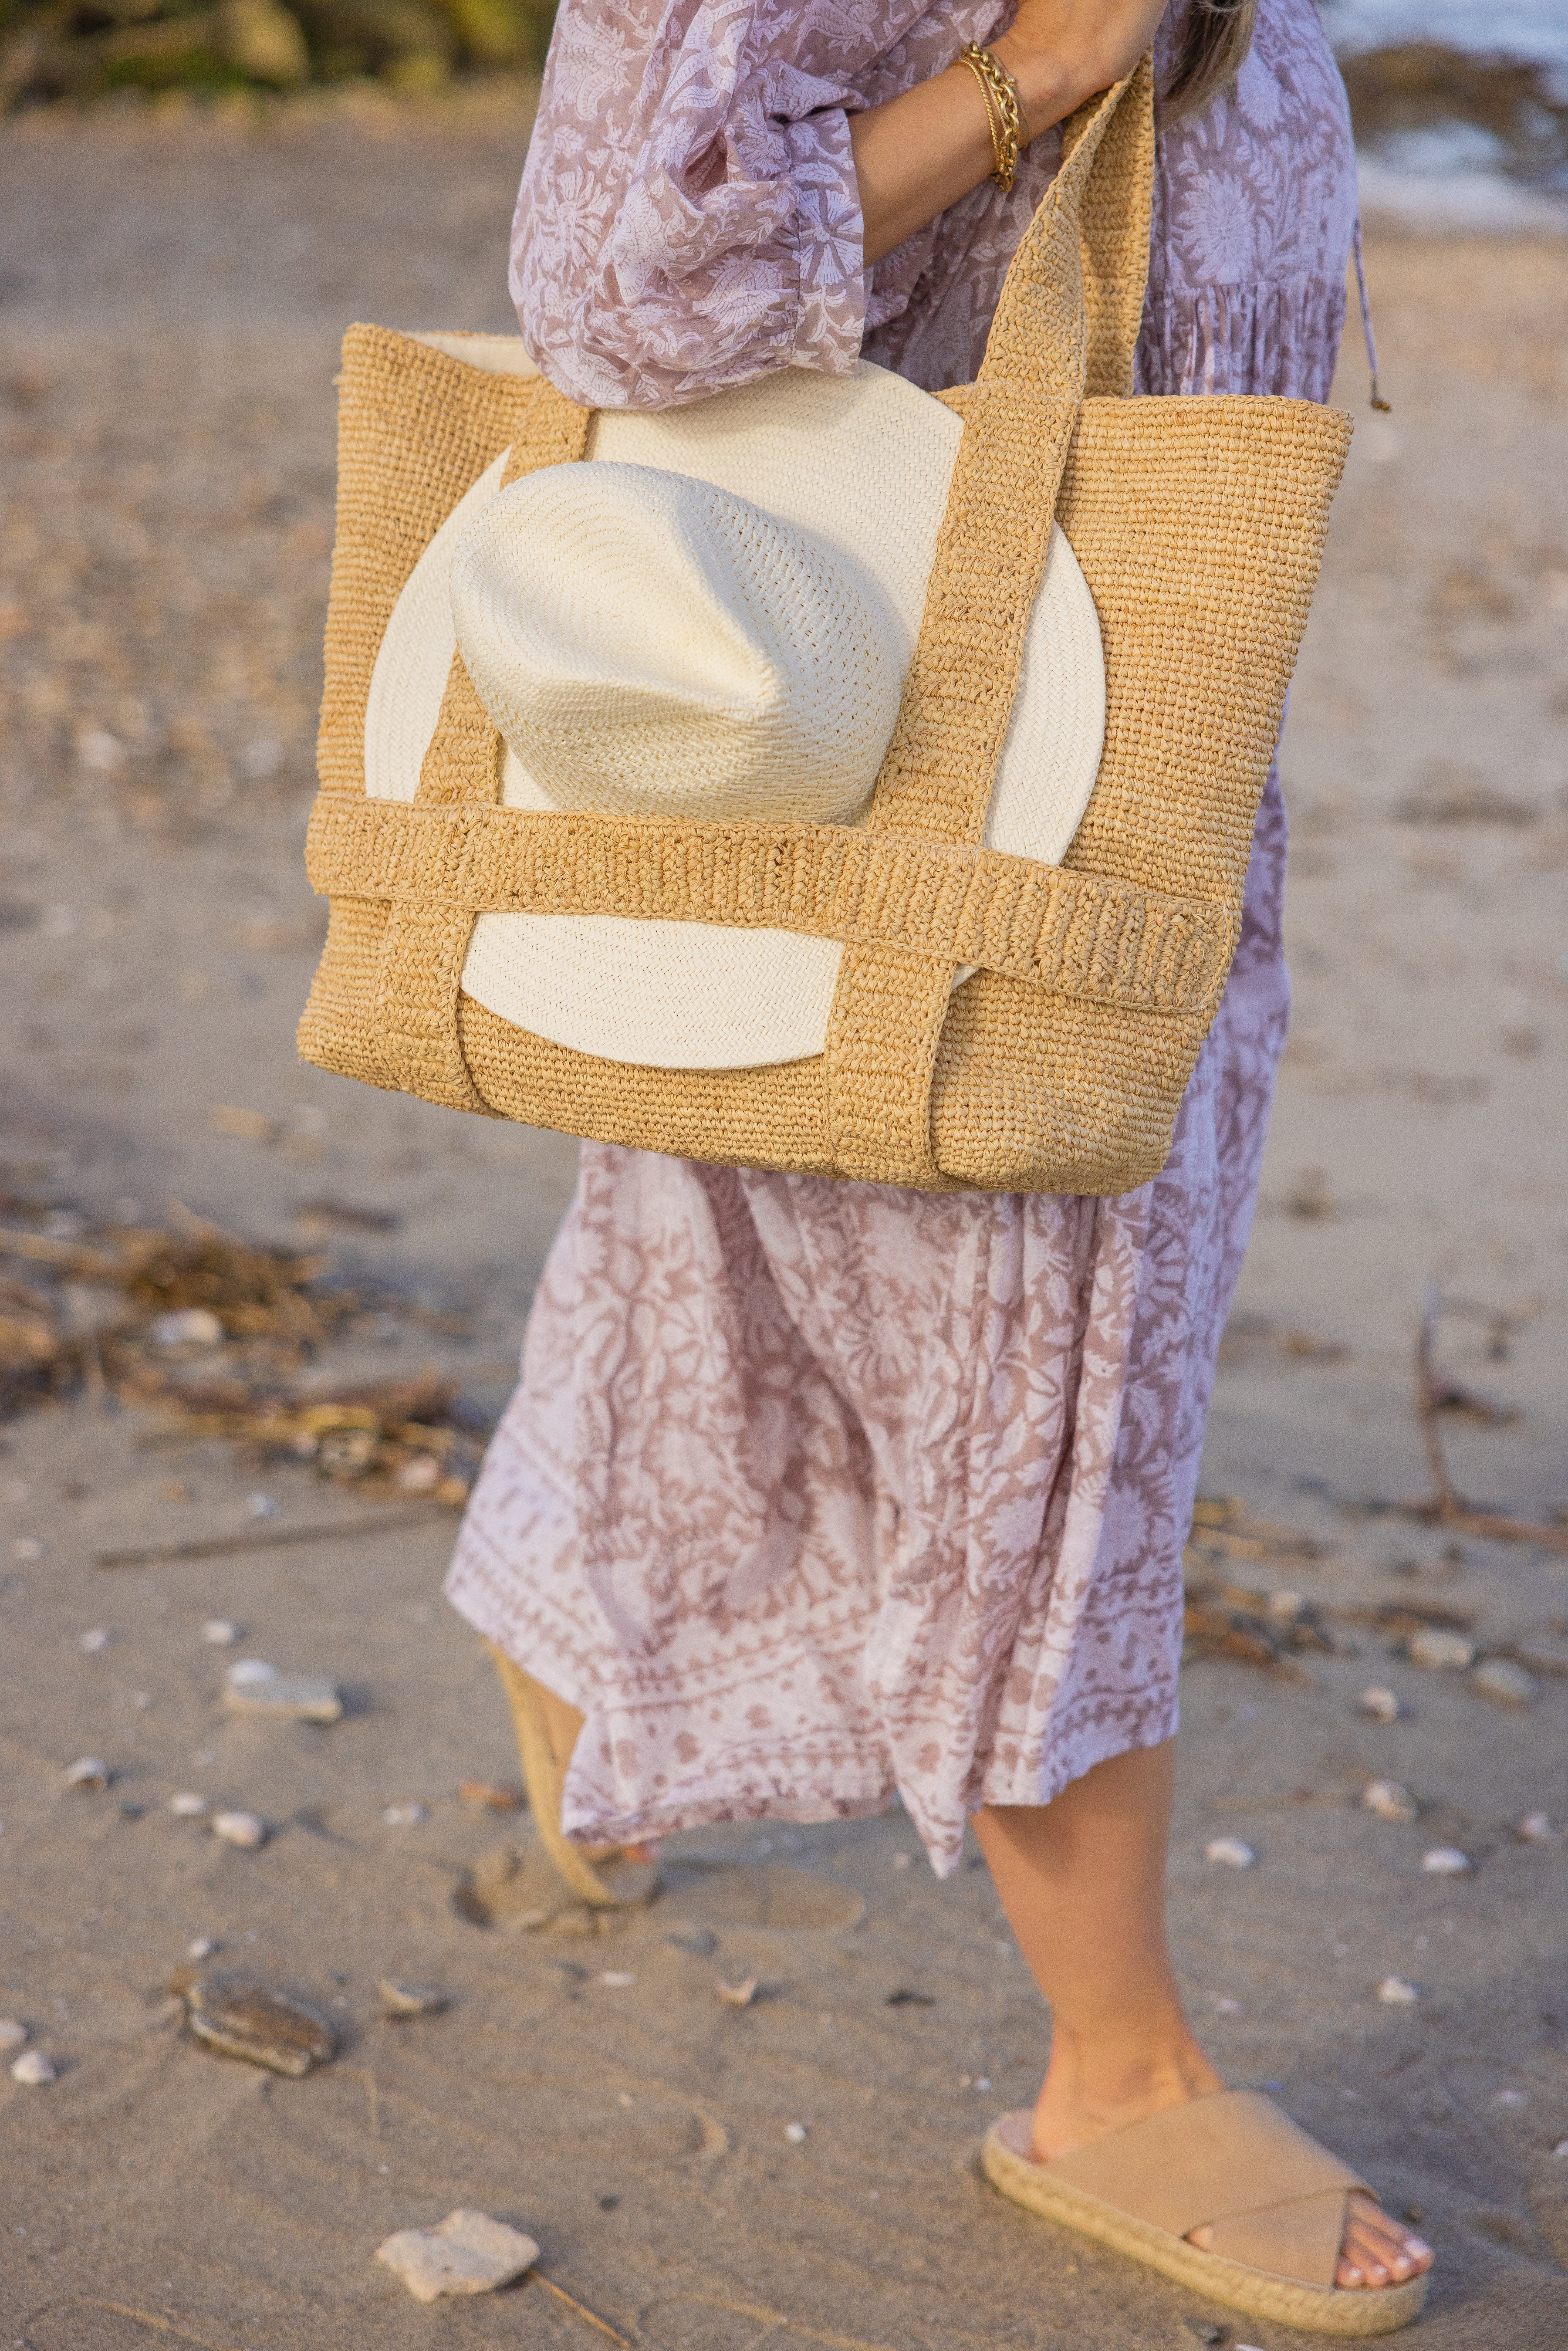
[958, 41, 1027, 193]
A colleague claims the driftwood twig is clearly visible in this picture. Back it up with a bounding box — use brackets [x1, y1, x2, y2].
[533, 2273, 632, 2348]
[1403, 1289, 1568, 1554]
[95, 1505, 448, 1568]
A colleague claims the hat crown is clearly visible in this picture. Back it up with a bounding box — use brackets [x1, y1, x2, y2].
[451, 461, 905, 828]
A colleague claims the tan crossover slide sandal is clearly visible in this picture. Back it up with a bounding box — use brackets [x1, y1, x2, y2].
[488, 1646, 657, 1911]
[983, 2090, 1428, 2337]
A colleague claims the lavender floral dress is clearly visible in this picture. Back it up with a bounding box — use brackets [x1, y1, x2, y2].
[446, 0, 1358, 1875]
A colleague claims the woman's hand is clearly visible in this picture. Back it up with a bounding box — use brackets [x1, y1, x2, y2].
[850, 0, 1167, 267]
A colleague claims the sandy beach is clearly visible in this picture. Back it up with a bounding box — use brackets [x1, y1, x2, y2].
[1, 87, 1567, 2351]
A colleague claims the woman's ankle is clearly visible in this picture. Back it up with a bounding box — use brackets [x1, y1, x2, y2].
[1031, 2032, 1224, 2158]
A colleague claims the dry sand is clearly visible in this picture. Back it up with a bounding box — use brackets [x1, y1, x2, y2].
[1, 88, 1567, 2351]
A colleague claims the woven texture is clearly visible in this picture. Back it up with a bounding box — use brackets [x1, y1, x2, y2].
[297, 57, 1352, 1195]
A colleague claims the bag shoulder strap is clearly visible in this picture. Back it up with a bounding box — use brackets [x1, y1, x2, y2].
[979, 53, 1155, 401]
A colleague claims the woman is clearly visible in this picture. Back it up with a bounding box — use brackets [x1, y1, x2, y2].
[447, 0, 1435, 2325]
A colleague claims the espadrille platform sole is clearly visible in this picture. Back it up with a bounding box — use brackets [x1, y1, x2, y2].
[488, 1647, 658, 1911]
[982, 2098, 1427, 2337]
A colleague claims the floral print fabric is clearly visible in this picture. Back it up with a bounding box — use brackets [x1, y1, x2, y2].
[448, 0, 1356, 1874]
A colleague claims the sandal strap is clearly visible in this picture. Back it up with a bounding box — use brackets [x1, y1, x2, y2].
[1041, 2091, 1368, 2287]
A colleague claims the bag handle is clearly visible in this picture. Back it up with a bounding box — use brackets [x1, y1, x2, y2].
[978, 51, 1155, 401]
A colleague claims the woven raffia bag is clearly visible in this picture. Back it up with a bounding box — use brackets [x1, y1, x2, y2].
[298, 60, 1351, 1194]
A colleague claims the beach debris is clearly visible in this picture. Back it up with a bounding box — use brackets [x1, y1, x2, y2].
[1362, 1780, 1419, 1826]
[597, 1972, 635, 1989]
[784, 2121, 809, 2144]
[1188, 1496, 1334, 1563]
[1377, 1976, 1422, 2006]
[665, 1923, 717, 1957]
[10, 2051, 55, 2085]
[1471, 1657, 1536, 1710]
[378, 1978, 448, 2019]
[169, 1791, 210, 1818]
[186, 1937, 217, 1960]
[716, 1976, 759, 2007]
[1358, 1685, 1401, 1722]
[63, 1755, 109, 1791]
[1181, 2322, 1225, 2345]
[149, 1307, 225, 1352]
[97, 1504, 446, 1569]
[1517, 1811, 1558, 1844]
[459, 1777, 524, 1811]
[376, 2209, 539, 2303]
[0, 2019, 28, 2050]
[1203, 1837, 1257, 1870]
[171, 1969, 335, 2075]
[885, 1987, 937, 2007]
[223, 1660, 342, 1722]
[381, 1802, 429, 1827]
[202, 1619, 240, 1644]
[1421, 1847, 1472, 1877]
[78, 1627, 111, 1653]
[1408, 1627, 1475, 1673]
[212, 1810, 267, 1850]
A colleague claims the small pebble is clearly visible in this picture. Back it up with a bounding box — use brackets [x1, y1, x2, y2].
[201, 1619, 240, 1646]
[597, 1971, 635, 1988]
[1362, 1779, 1418, 1826]
[381, 1802, 429, 1827]
[245, 1492, 279, 1520]
[1358, 1685, 1400, 1723]
[1180, 2324, 1224, 2346]
[377, 2209, 539, 2303]
[1492, 2088, 1526, 2107]
[1552, 2139, 1568, 2158]
[0, 2019, 28, 2050]
[186, 1937, 217, 1961]
[149, 1307, 224, 1350]
[1377, 1975, 1421, 2006]
[223, 1661, 342, 1723]
[784, 2121, 808, 2144]
[10, 2051, 55, 2086]
[1203, 1836, 1256, 1870]
[1471, 1657, 1537, 1711]
[1421, 1847, 1471, 1877]
[394, 1454, 442, 1492]
[378, 1978, 448, 2019]
[63, 1756, 109, 1791]
[78, 1628, 111, 1654]
[169, 1792, 210, 1818]
[1518, 1810, 1557, 1844]
[12, 1537, 45, 1562]
[212, 1810, 267, 1850]
[1267, 1589, 1303, 1621]
[1408, 1627, 1475, 1673]
[1212, 1996, 1244, 2016]
[715, 1976, 758, 2007]
[889, 1851, 914, 1870]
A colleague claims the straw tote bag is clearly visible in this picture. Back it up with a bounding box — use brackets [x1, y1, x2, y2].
[298, 58, 1351, 1194]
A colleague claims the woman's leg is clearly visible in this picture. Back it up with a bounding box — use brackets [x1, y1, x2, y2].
[973, 1742, 1433, 2291]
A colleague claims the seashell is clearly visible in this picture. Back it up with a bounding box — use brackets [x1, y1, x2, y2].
[1377, 1975, 1421, 2005]
[1358, 1686, 1400, 1722]
[377, 2210, 538, 2303]
[63, 1756, 109, 1791]
[784, 2121, 809, 2143]
[597, 1971, 635, 1988]
[169, 1792, 209, 1818]
[1471, 1657, 1536, 1711]
[1421, 1846, 1471, 1877]
[1517, 1810, 1557, 1844]
[222, 1661, 342, 1722]
[380, 1802, 429, 1826]
[78, 1628, 111, 1653]
[148, 1307, 224, 1352]
[1362, 1779, 1418, 1826]
[186, 1937, 216, 1960]
[212, 1810, 267, 1849]
[201, 1619, 240, 1645]
[716, 1976, 758, 2006]
[10, 2051, 55, 2085]
[378, 1978, 447, 2018]
[1203, 1837, 1256, 1870]
[244, 1492, 278, 1520]
[0, 2019, 28, 2050]
[1407, 1627, 1475, 1673]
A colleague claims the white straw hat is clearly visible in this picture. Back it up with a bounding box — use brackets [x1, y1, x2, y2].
[364, 347, 1105, 1071]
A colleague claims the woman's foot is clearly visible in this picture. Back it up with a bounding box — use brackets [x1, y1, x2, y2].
[1031, 2061, 1435, 2293]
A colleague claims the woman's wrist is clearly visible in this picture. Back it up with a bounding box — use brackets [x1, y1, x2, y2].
[988, 33, 1105, 145]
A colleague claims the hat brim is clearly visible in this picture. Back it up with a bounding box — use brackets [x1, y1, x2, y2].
[365, 344, 1104, 1072]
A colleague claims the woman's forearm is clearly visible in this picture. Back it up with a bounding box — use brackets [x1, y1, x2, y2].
[848, 1, 1169, 267]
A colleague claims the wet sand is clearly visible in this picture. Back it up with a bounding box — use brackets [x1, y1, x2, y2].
[1, 89, 1567, 2351]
